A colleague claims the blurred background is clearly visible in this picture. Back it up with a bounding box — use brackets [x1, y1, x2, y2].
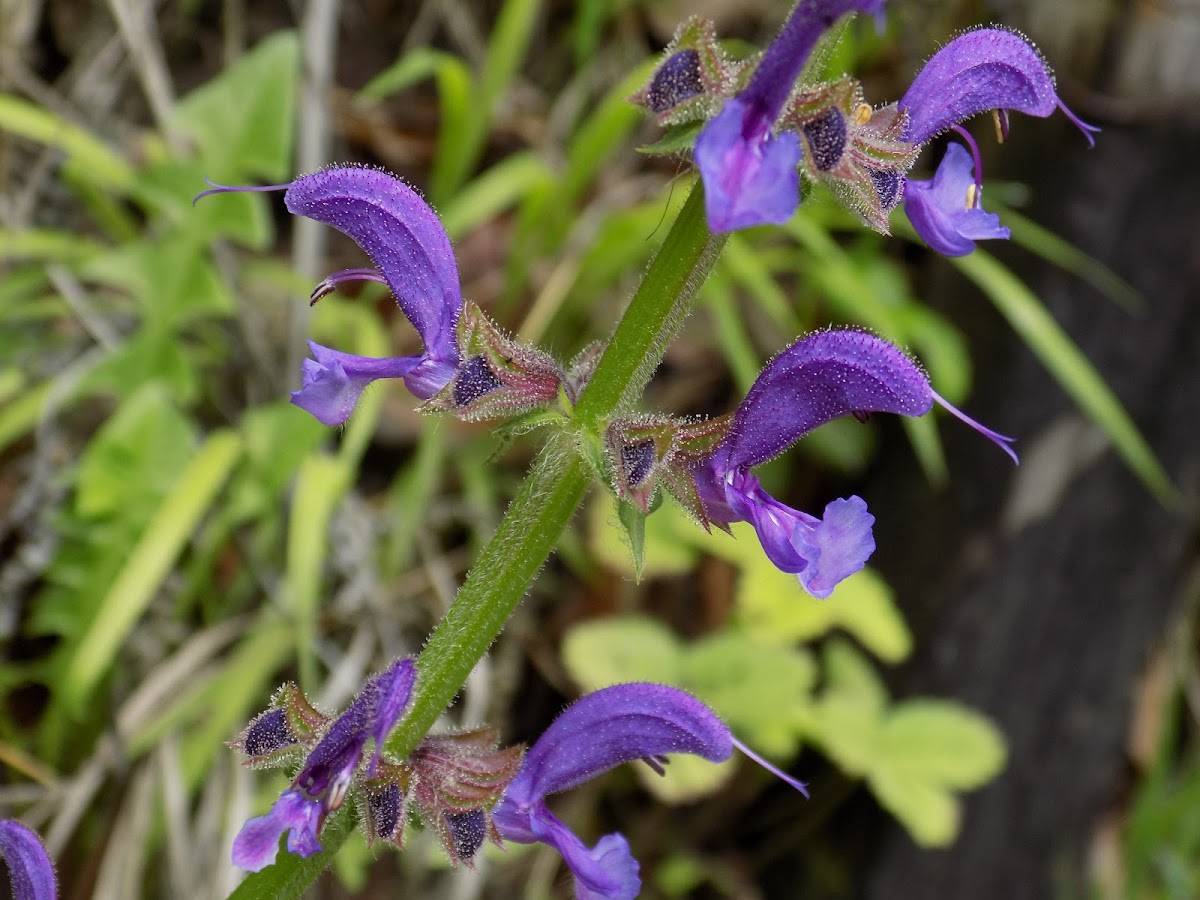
[2, 0, 1199, 897]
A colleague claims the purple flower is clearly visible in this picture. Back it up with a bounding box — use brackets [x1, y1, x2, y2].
[0, 820, 56, 900]
[696, 331, 1017, 596]
[903, 142, 1009, 257]
[231, 657, 416, 872]
[695, 0, 885, 232]
[493, 683, 807, 900]
[895, 27, 1099, 255]
[898, 27, 1100, 147]
[197, 166, 463, 424]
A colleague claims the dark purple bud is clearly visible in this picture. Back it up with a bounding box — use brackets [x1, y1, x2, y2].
[620, 440, 656, 488]
[451, 355, 504, 407]
[867, 168, 904, 210]
[426, 304, 564, 420]
[445, 809, 488, 863]
[366, 782, 404, 845]
[0, 820, 56, 900]
[243, 708, 297, 757]
[802, 107, 848, 171]
[646, 50, 705, 113]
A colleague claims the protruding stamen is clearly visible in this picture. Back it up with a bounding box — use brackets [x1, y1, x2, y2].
[992, 109, 1010, 144]
[309, 267, 388, 305]
[732, 736, 809, 798]
[930, 389, 1019, 465]
[965, 182, 979, 210]
[192, 176, 294, 206]
[950, 125, 985, 200]
[641, 754, 672, 777]
[852, 102, 873, 126]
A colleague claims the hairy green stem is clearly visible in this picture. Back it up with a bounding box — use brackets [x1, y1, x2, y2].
[389, 179, 725, 758]
[230, 180, 724, 899]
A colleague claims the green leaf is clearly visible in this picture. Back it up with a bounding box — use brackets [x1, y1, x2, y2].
[589, 494, 699, 578]
[617, 498, 648, 581]
[953, 249, 1177, 506]
[735, 560, 912, 664]
[877, 700, 1007, 789]
[638, 122, 702, 156]
[438, 153, 549, 240]
[287, 453, 352, 691]
[62, 425, 242, 713]
[0, 93, 133, 190]
[1000, 206, 1144, 314]
[172, 31, 299, 182]
[682, 633, 816, 757]
[868, 769, 961, 848]
[561, 615, 683, 688]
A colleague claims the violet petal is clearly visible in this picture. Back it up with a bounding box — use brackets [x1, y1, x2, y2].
[0, 820, 56, 900]
[717, 330, 934, 471]
[904, 143, 1010, 257]
[367, 657, 416, 776]
[899, 28, 1084, 145]
[503, 684, 733, 807]
[231, 790, 323, 872]
[529, 811, 640, 900]
[290, 341, 421, 426]
[283, 167, 462, 364]
[695, 99, 802, 233]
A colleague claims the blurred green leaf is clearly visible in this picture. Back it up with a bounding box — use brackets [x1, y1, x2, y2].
[954, 249, 1177, 506]
[0, 93, 133, 190]
[173, 31, 299, 182]
[63, 417, 242, 713]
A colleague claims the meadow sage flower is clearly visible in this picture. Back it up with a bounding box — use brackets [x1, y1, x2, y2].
[694, 0, 884, 232]
[896, 28, 1100, 256]
[197, 166, 463, 424]
[693, 330, 1017, 597]
[231, 657, 416, 871]
[493, 683, 807, 900]
[0, 820, 56, 900]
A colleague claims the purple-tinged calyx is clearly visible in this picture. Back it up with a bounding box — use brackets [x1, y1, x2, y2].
[0, 820, 56, 900]
[493, 684, 807, 900]
[196, 167, 464, 424]
[632, 17, 733, 126]
[898, 27, 1100, 147]
[230, 657, 416, 872]
[779, 79, 918, 233]
[604, 414, 731, 522]
[368, 726, 522, 865]
[694, 0, 885, 232]
[694, 330, 1017, 596]
[424, 303, 565, 420]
